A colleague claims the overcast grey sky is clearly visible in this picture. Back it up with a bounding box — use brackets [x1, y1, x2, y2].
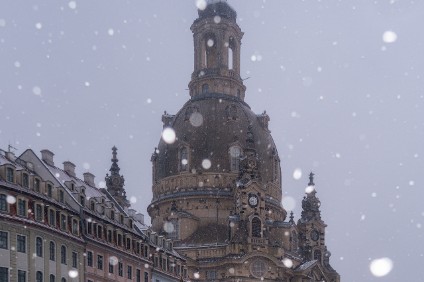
[1, 1, 423, 280]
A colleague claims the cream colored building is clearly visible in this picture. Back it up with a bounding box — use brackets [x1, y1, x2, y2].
[0, 147, 187, 282]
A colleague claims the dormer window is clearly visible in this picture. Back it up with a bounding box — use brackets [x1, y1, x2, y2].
[34, 178, 40, 192]
[22, 173, 29, 188]
[59, 190, 64, 203]
[110, 210, 115, 220]
[6, 167, 14, 182]
[90, 201, 95, 211]
[128, 219, 133, 228]
[47, 184, 53, 197]
[71, 183, 74, 191]
[120, 215, 124, 224]
[79, 196, 85, 206]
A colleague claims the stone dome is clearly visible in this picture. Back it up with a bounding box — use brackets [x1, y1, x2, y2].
[197, 1, 237, 23]
[153, 92, 282, 202]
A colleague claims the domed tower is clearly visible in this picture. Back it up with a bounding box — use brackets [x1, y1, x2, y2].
[148, 2, 339, 281]
[148, 0, 284, 242]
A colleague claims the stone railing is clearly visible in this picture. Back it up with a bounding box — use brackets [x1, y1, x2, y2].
[250, 237, 267, 246]
[153, 173, 236, 199]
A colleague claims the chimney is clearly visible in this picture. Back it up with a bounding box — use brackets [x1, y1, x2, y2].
[83, 172, 95, 187]
[135, 213, 145, 224]
[41, 149, 54, 166]
[5, 151, 16, 161]
[63, 161, 76, 177]
[128, 209, 136, 217]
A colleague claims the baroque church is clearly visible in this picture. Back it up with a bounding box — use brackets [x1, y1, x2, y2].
[148, 2, 340, 282]
[0, 2, 340, 282]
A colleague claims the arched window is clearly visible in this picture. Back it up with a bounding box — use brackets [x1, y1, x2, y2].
[314, 250, 322, 261]
[61, 278, 67, 282]
[49, 274, 56, 282]
[251, 217, 262, 238]
[229, 146, 242, 171]
[61, 245, 67, 264]
[228, 37, 236, 71]
[0, 194, 7, 212]
[228, 47, 233, 70]
[36, 271, 43, 282]
[49, 241, 55, 261]
[168, 219, 179, 240]
[179, 147, 189, 171]
[205, 34, 217, 68]
[36, 237, 43, 257]
[202, 83, 209, 94]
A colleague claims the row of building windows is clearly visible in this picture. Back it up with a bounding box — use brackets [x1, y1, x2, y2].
[0, 194, 80, 235]
[0, 231, 78, 266]
[86, 221, 145, 254]
[3, 167, 61, 199]
[0, 268, 68, 282]
[86, 251, 148, 281]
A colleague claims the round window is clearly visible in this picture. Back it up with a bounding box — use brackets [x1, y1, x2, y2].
[250, 259, 267, 278]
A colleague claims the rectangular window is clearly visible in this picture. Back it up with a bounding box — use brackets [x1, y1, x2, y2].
[0, 231, 8, 249]
[72, 252, 78, 268]
[49, 241, 55, 261]
[18, 270, 26, 282]
[61, 246, 66, 264]
[34, 179, 40, 192]
[136, 269, 141, 282]
[144, 245, 148, 257]
[17, 199, 27, 217]
[22, 174, 29, 188]
[109, 262, 114, 274]
[107, 230, 112, 242]
[154, 257, 158, 268]
[72, 220, 78, 235]
[97, 255, 103, 270]
[36, 237, 43, 257]
[0, 267, 9, 282]
[126, 237, 131, 249]
[17, 235, 26, 253]
[59, 190, 64, 203]
[87, 222, 92, 235]
[47, 184, 53, 197]
[97, 225, 102, 238]
[206, 270, 217, 280]
[6, 167, 14, 182]
[118, 262, 123, 277]
[127, 265, 132, 279]
[35, 204, 43, 221]
[144, 272, 149, 282]
[49, 209, 55, 226]
[87, 251, 93, 267]
[60, 214, 66, 231]
[0, 194, 7, 212]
